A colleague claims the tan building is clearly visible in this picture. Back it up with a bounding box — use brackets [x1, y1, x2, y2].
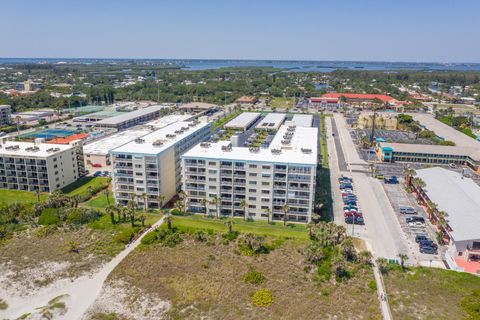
[0, 138, 79, 192]
[356, 113, 398, 130]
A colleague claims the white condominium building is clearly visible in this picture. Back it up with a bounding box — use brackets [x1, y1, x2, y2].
[181, 124, 318, 223]
[111, 120, 212, 208]
[0, 138, 79, 192]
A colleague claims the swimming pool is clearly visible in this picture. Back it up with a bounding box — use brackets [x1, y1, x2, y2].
[20, 128, 78, 139]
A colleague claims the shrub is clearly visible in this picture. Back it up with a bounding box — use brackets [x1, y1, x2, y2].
[222, 231, 239, 242]
[114, 229, 134, 244]
[243, 269, 266, 285]
[140, 231, 158, 245]
[162, 232, 183, 247]
[237, 233, 270, 256]
[193, 230, 208, 242]
[66, 208, 101, 225]
[38, 208, 60, 226]
[0, 299, 8, 310]
[251, 289, 273, 307]
[368, 280, 377, 291]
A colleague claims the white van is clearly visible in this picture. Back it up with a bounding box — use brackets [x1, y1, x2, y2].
[399, 206, 416, 215]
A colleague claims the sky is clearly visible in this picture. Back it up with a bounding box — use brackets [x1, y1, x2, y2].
[1, 0, 479, 62]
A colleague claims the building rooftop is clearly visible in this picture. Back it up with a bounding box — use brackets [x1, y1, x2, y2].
[320, 93, 396, 103]
[143, 114, 193, 128]
[416, 167, 480, 242]
[0, 140, 72, 157]
[225, 112, 261, 130]
[83, 128, 153, 156]
[183, 124, 318, 165]
[256, 113, 286, 130]
[379, 142, 480, 161]
[95, 105, 166, 126]
[179, 102, 217, 110]
[291, 114, 313, 127]
[111, 121, 210, 155]
[47, 133, 89, 144]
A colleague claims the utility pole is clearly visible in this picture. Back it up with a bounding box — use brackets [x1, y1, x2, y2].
[370, 104, 377, 144]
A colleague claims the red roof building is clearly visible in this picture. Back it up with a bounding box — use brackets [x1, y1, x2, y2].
[47, 133, 88, 144]
[318, 93, 396, 103]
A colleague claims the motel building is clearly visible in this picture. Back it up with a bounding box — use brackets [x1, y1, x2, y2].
[409, 167, 480, 273]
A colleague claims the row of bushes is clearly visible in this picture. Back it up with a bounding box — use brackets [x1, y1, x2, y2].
[39, 207, 101, 226]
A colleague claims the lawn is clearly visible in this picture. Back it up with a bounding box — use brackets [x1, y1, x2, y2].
[167, 215, 309, 240]
[270, 97, 295, 110]
[384, 266, 480, 319]
[84, 192, 113, 209]
[94, 237, 381, 319]
[61, 177, 110, 196]
[0, 189, 47, 205]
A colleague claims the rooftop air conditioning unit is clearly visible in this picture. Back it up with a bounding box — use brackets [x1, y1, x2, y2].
[301, 148, 312, 154]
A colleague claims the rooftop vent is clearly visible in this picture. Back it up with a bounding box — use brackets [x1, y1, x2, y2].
[6, 145, 20, 151]
[152, 140, 164, 147]
[301, 148, 312, 154]
[281, 139, 291, 145]
[200, 142, 211, 148]
[221, 144, 233, 152]
[166, 134, 176, 138]
[174, 130, 183, 134]
[271, 148, 282, 154]
[134, 138, 145, 144]
[249, 147, 260, 153]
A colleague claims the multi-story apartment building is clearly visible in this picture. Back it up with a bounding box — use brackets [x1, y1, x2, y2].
[181, 124, 318, 223]
[0, 138, 79, 192]
[111, 120, 211, 208]
[0, 105, 11, 126]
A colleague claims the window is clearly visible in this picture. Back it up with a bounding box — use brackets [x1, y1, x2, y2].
[135, 164, 142, 168]
[262, 165, 271, 170]
[135, 180, 144, 184]
[249, 181, 257, 185]
[261, 198, 270, 203]
[208, 169, 217, 174]
[262, 173, 271, 178]
[209, 177, 217, 182]
[261, 190, 270, 194]
[208, 161, 216, 166]
[249, 164, 257, 168]
[249, 173, 257, 177]
[135, 172, 143, 176]
[209, 185, 217, 190]
[248, 188, 256, 193]
[248, 205, 256, 209]
[248, 197, 256, 201]
[261, 181, 270, 186]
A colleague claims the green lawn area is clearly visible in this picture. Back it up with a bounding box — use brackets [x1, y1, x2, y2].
[213, 110, 242, 129]
[61, 177, 110, 196]
[270, 97, 295, 109]
[89, 212, 161, 233]
[167, 215, 309, 240]
[319, 114, 328, 168]
[0, 189, 47, 205]
[84, 191, 113, 208]
[384, 266, 480, 319]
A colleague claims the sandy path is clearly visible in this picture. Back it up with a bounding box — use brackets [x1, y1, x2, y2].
[1, 216, 165, 320]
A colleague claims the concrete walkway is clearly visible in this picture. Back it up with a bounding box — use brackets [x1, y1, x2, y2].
[2, 216, 165, 320]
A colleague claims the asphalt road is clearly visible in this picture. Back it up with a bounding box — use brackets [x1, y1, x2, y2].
[332, 114, 414, 261]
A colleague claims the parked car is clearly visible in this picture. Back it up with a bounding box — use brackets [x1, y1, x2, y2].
[406, 217, 425, 223]
[344, 200, 357, 206]
[344, 205, 358, 211]
[93, 171, 102, 177]
[384, 176, 399, 184]
[376, 174, 385, 179]
[415, 234, 430, 243]
[418, 239, 437, 248]
[344, 211, 363, 217]
[449, 163, 456, 168]
[345, 216, 364, 225]
[400, 206, 417, 215]
[420, 246, 437, 254]
[340, 184, 353, 190]
[339, 176, 352, 183]
[408, 221, 424, 227]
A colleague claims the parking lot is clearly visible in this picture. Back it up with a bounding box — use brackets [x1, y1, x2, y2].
[382, 179, 445, 266]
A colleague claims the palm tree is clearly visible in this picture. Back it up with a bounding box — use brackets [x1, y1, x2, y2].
[35, 189, 41, 203]
[141, 192, 148, 212]
[138, 213, 147, 227]
[106, 205, 116, 224]
[403, 167, 416, 186]
[178, 190, 187, 212]
[282, 204, 290, 226]
[103, 189, 110, 206]
[412, 177, 426, 190]
[224, 218, 234, 233]
[71, 195, 80, 208]
[127, 200, 136, 227]
[264, 207, 272, 224]
[200, 198, 208, 216]
[156, 194, 165, 209]
[397, 253, 408, 270]
[210, 196, 220, 219]
[165, 209, 174, 229]
[426, 201, 438, 218]
[240, 199, 248, 221]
